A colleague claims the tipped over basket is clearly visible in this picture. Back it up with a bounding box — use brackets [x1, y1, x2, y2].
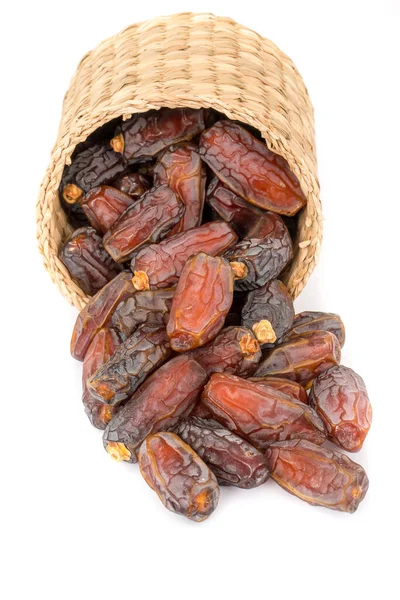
[36, 12, 322, 311]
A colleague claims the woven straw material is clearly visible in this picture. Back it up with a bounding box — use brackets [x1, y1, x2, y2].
[36, 12, 322, 311]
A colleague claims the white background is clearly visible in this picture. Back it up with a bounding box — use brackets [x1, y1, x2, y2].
[1, 1, 400, 598]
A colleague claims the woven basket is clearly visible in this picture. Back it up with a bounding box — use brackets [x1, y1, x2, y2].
[36, 12, 322, 311]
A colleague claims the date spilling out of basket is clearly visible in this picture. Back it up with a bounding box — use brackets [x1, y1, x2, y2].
[60, 107, 371, 521]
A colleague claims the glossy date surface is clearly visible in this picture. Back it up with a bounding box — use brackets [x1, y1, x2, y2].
[130, 221, 237, 290]
[199, 121, 306, 215]
[201, 373, 326, 448]
[60, 227, 121, 296]
[309, 365, 372, 451]
[88, 324, 171, 405]
[174, 417, 270, 489]
[265, 439, 369, 513]
[111, 172, 150, 198]
[138, 431, 219, 522]
[81, 186, 136, 234]
[282, 311, 346, 348]
[111, 288, 174, 339]
[248, 376, 309, 404]
[103, 355, 207, 461]
[206, 177, 261, 237]
[167, 253, 234, 351]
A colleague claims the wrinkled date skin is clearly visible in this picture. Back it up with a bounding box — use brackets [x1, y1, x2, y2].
[154, 143, 206, 236]
[60, 196, 91, 229]
[82, 328, 120, 429]
[59, 227, 121, 296]
[174, 417, 270, 489]
[224, 213, 293, 291]
[81, 186, 136, 234]
[71, 271, 137, 361]
[88, 324, 171, 405]
[282, 311, 346, 348]
[167, 253, 234, 351]
[103, 355, 207, 461]
[248, 376, 309, 405]
[111, 288, 174, 340]
[130, 221, 237, 290]
[103, 185, 184, 262]
[138, 432, 219, 522]
[265, 439, 369, 513]
[201, 373, 326, 448]
[61, 143, 126, 204]
[111, 172, 151, 198]
[111, 108, 206, 162]
[206, 177, 262, 237]
[188, 326, 261, 377]
[199, 121, 306, 216]
[255, 330, 341, 389]
[309, 366, 372, 452]
[241, 279, 295, 345]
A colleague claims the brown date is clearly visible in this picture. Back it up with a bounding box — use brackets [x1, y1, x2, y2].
[130, 221, 237, 291]
[61, 142, 126, 205]
[309, 366, 372, 452]
[103, 185, 184, 262]
[111, 108, 206, 162]
[281, 311, 346, 348]
[71, 271, 137, 361]
[103, 355, 207, 461]
[224, 213, 293, 291]
[201, 373, 326, 448]
[111, 288, 174, 340]
[167, 253, 234, 351]
[174, 417, 270, 489]
[265, 439, 369, 513]
[241, 279, 295, 345]
[199, 121, 306, 216]
[60, 196, 91, 228]
[154, 143, 206, 236]
[138, 432, 219, 522]
[111, 172, 150, 198]
[255, 330, 341, 389]
[206, 177, 261, 237]
[59, 227, 121, 296]
[188, 326, 261, 377]
[248, 376, 309, 404]
[81, 186, 136, 234]
[82, 328, 120, 429]
[88, 324, 171, 405]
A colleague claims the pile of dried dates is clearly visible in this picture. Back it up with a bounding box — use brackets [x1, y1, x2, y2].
[60, 107, 371, 522]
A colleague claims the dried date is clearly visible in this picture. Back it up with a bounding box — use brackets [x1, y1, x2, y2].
[201, 373, 326, 448]
[167, 253, 234, 351]
[206, 177, 261, 237]
[82, 328, 120, 429]
[255, 330, 341, 389]
[188, 326, 261, 377]
[88, 324, 171, 405]
[174, 417, 270, 488]
[81, 186, 136, 234]
[281, 311, 346, 348]
[59, 227, 121, 296]
[241, 279, 294, 345]
[61, 142, 126, 205]
[71, 271, 137, 361]
[224, 213, 293, 291]
[265, 439, 369, 513]
[103, 185, 184, 262]
[248, 376, 309, 404]
[111, 288, 174, 340]
[154, 143, 206, 236]
[138, 431, 219, 522]
[111, 108, 206, 162]
[309, 366, 372, 452]
[199, 121, 306, 215]
[130, 221, 237, 290]
[103, 355, 207, 461]
[111, 172, 150, 198]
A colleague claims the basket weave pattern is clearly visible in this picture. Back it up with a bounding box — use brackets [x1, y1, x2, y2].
[36, 12, 322, 310]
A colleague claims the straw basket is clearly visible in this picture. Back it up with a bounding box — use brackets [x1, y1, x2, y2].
[36, 12, 322, 311]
